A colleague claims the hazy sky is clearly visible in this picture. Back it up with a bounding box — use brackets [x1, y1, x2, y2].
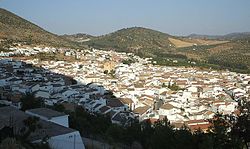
[1, 0, 250, 36]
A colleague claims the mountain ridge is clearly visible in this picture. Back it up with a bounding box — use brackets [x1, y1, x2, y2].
[188, 32, 250, 40]
[0, 8, 249, 73]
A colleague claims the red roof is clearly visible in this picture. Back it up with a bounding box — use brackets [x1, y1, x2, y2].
[143, 118, 159, 124]
[189, 123, 212, 132]
[186, 119, 209, 125]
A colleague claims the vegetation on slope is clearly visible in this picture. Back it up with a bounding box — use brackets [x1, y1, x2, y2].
[61, 33, 94, 42]
[1, 8, 249, 73]
[0, 8, 78, 48]
[87, 27, 174, 57]
[87, 27, 250, 73]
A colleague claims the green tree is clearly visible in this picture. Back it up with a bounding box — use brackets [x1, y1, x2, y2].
[52, 104, 65, 112]
[174, 127, 194, 149]
[69, 106, 112, 137]
[193, 130, 214, 149]
[231, 101, 250, 149]
[22, 116, 41, 139]
[123, 122, 142, 145]
[150, 118, 176, 149]
[105, 124, 124, 143]
[208, 113, 233, 149]
[140, 120, 154, 148]
[162, 83, 167, 87]
[0, 138, 25, 149]
[104, 70, 109, 74]
[168, 82, 181, 91]
[20, 93, 43, 111]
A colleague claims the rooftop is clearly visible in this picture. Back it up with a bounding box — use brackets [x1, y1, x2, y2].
[160, 103, 175, 110]
[0, 106, 75, 142]
[26, 108, 67, 119]
[133, 106, 151, 115]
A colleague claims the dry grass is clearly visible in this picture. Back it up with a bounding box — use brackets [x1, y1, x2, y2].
[169, 37, 229, 48]
[189, 38, 229, 45]
[169, 38, 194, 48]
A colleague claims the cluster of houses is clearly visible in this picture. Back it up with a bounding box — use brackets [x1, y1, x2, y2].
[0, 106, 85, 149]
[0, 46, 57, 57]
[0, 46, 250, 132]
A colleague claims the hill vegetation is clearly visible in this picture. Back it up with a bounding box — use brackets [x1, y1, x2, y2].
[61, 33, 93, 42]
[0, 8, 249, 73]
[87, 27, 174, 57]
[0, 8, 78, 48]
[86, 27, 250, 73]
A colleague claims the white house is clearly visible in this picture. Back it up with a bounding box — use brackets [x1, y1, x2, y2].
[52, 84, 65, 93]
[34, 90, 50, 99]
[158, 103, 181, 116]
[46, 131, 84, 149]
[111, 111, 134, 126]
[187, 86, 199, 92]
[60, 89, 79, 99]
[30, 84, 40, 93]
[26, 108, 69, 127]
[0, 78, 7, 86]
[39, 84, 54, 94]
[8, 77, 22, 84]
[0, 106, 85, 149]
[133, 106, 152, 122]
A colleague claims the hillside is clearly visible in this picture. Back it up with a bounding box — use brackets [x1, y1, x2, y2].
[86, 27, 176, 57]
[169, 37, 228, 48]
[0, 8, 77, 48]
[61, 33, 94, 43]
[86, 27, 250, 73]
[0, 8, 249, 73]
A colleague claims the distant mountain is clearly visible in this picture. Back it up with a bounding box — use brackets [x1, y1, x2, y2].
[61, 33, 94, 43]
[0, 8, 77, 47]
[188, 32, 250, 40]
[188, 34, 221, 40]
[222, 32, 250, 40]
